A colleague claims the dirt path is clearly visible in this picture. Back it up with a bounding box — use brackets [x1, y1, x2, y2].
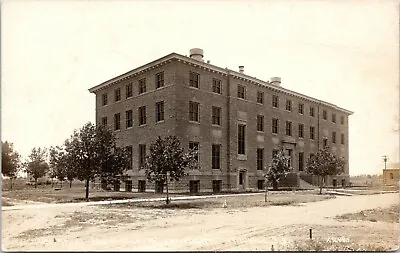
[2, 193, 399, 251]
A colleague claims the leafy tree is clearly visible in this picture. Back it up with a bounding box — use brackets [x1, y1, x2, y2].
[264, 149, 292, 190]
[143, 136, 199, 204]
[305, 146, 346, 194]
[2, 141, 21, 190]
[25, 147, 49, 188]
[49, 146, 68, 188]
[64, 122, 130, 200]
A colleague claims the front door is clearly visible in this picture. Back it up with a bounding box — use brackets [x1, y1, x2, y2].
[189, 180, 200, 194]
[238, 171, 247, 190]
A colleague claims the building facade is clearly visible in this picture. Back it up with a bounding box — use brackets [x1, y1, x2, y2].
[89, 48, 353, 193]
[383, 163, 399, 186]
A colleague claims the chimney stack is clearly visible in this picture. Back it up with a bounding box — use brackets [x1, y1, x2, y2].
[270, 77, 281, 86]
[189, 48, 204, 62]
[239, 66, 244, 73]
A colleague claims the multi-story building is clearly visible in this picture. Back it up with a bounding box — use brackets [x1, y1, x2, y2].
[89, 48, 353, 193]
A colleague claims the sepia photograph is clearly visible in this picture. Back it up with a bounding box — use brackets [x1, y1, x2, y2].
[1, 0, 399, 251]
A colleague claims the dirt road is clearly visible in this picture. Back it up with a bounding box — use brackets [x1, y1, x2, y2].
[2, 192, 399, 251]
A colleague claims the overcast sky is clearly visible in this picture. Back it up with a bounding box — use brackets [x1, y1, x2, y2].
[2, 0, 399, 176]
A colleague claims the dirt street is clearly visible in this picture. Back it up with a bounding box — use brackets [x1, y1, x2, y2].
[2, 192, 399, 251]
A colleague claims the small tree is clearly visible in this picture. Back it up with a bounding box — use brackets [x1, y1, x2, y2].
[265, 149, 292, 190]
[49, 146, 68, 188]
[2, 141, 21, 190]
[306, 146, 346, 194]
[25, 147, 49, 188]
[143, 136, 198, 204]
[64, 122, 130, 200]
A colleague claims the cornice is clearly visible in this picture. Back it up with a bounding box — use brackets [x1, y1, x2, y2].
[88, 53, 353, 115]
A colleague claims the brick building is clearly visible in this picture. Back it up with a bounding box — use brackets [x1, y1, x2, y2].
[89, 48, 353, 193]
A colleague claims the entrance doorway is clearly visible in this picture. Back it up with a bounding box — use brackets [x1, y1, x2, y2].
[238, 170, 247, 190]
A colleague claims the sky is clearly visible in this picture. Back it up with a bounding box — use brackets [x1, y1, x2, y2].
[2, 0, 399, 176]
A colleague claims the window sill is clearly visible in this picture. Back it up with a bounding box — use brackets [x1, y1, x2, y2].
[189, 120, 200, 125]
[257, 130, 264, 133]
[156, 120, 165, 124]
[126, 126, 133, 130]
[237, 154, 247, 161]
[114, 129, 121, 132]
[212, 124, 221, 127]
[188, 86, 200, 89]
[138, 124, 147, 128]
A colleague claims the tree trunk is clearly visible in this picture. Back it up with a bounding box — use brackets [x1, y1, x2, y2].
[264, 178, 268, 202]
[85, 179, 89, 201]
[165, 174, 170, 204]
[70, 180, 72, 188]
[35, 178, 37, 189]
[319, 176, 322, 195]
[10, 178, 13, 190]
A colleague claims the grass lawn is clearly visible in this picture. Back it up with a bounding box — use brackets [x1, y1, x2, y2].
[336, 204, 399, 223]
[105, 191, 335, 209]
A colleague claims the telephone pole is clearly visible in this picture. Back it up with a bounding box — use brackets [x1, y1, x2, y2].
[383, 155, 389, 185]
[383, 155, 389, 170]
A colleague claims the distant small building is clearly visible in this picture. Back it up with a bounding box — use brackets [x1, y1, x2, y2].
[383, 162, 399, 185]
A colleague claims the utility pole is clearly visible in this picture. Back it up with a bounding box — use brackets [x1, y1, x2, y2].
[383, 155, 389, 184]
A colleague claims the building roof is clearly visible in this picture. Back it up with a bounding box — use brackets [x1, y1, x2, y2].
[88, 52, 353, 115]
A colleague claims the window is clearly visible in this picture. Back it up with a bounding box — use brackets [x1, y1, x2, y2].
[101, 117, 107, 127]
[189, 71, 200, 88]
[272, 149, 278, 159]
[237, 85, 245, 99]
[285, 121, 292, 136]
[390, 173, 394, 180]
[341, 133, 345, 145]
[272, 118, 279, 134]
[114, 113, 121, 130]
[323, 138, 328, 147]
[212, 106, 221, 125]
[341, 116, 345, 125]
[126, 110, 133, 128]
[323, 110, 327, 120]
[310, 153, 315, 160]
[126, 83, 133, 98]
[212, 79, 222, 94]
[332, 113, 336, 123]
[299, 103, 304, 114]
[286, 99, 292, 111]
[138, 180, 146, 192]
[332, 131, 336, 144]
[212, 144, 221, 170]
[102, 93, 108, 106]
[238, 124, 246, 155]
[272, 95, 279, 108]
[298, 124, 304, 138]
[257, 91, 264, 104]
[286, 149, 292, 167]
[156, 72, 164, 88]
[189, 142, 199, 162]
[212, 180, 222, 193]
[257, 115, 264, 132]
[139, 106, 146, 125]
[310, 126, 315, 140]
[257, 148, 264, 170]
[298, 152, 304, 171]
[189, 101, 200, 122]
[115, 88, 121, 102]
[310, 106, 315, 117]
[257, 180, 264, 190]
[239, 172, 244, 185]
[139, 144, 146, 169]
[139, 78, 146, 94]
[126, 146, 133, 170]
[156, 101, 164, 122]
